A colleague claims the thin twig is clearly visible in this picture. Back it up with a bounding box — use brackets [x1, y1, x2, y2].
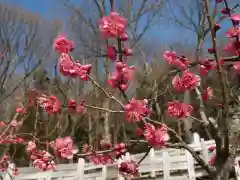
[88, 75, 124, 107]
[84, 104, 124, 113]
[138, 147, 152, 164]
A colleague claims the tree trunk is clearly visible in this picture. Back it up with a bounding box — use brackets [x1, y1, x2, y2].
[183, 91, 193, 143]
[88, 115, 93, 146]
[103, 99, 111, 142]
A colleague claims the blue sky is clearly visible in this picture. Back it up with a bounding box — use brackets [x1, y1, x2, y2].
[0, 0, 198, 45]
[0, 0, 64, 19]
[0, 0, 234, 47]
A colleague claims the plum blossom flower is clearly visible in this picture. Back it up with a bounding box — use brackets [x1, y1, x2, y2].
[137, 128, 143, 136]
[124, 48, 133, 56]
[50, 136, 78, 159]
[202, 87, 213, 101]
[221, 8, 230, 15]
[199, 59, 217, 75]
[144, 123, 169, 146]
[107, 46, 117, 61]
[231, 14, 240, 22]
[32, 151, 56, 171]
[0, 154, 10, 172]
[59, 53, 77, 76]
[172, 71, 200, 92]
[10, 120, 22, 128]
[26, 141, 37, 152]
[120, 32, 128, 41]
[59, 53, 92, 80]
[163, 51, 178, 64]
[11, 167, 19, 176]
[0, 122, 7, 127]
[208, 146, 216, 152]
[108, 61, 135, 91]
[67, 99, 86, 114]
[114, 143, 127, 158]
[214, 23, 221, 32]
[68, 99, 77, 113]
[224, 40, 240, 56]
[88, 154, 114, 165]
[124, 99, 151, 123]
[118, 155, 139, 177]
[226, 27, 240, 38]
[16, 107, 27, 114]
[163, 51, 190, 70]
[209, 155, 216, 166]
[37, 95, 61, 114]
[0, 155, 19, 175]
[168, 100, 193, 118]
[99, 12, 127, 38]
[208, 48, 216, 54]
[54, 34, 74, 54]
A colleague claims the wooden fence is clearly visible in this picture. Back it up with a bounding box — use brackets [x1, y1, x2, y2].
[1, 138, 240, 180]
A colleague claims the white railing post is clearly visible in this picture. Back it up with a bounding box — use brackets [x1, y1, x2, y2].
[149, 148, 156, 177]
[186, 151, 196, 180]
[101, 165, 107, 179]
[200, 138, 209, 163]
[76, 158, 85, 180]
[162, 151, 170, 180]
[193, 132, 200, 144]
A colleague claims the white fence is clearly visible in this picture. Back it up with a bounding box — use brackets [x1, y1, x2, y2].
[1, 138, 240, 180]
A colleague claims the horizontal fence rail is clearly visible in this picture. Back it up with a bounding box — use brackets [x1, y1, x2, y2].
[1, 138, 240, 180]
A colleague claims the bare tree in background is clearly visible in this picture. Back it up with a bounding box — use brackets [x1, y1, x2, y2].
[0, 3, 62, 118]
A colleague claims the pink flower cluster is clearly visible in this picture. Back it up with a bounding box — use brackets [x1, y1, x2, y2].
[37, 94, 61, 114]
[144, 123, 169, 146]
[54, 34, 74, 54]
[59, 53, 92, 80]
[89, 154, 114, 165]
[81, 142, 128, 165]
[107, 45, 133, 61]
[224, 14, 240, 56]
[99, 12, 133, 91]
[68, 99, 86, 114]
[172, 71, 201, 92]
[82, 143, 114, 165]
[118, 157, 139, 177]
[27, 141, 56, 171]
[109, 61, 135, 91]
[0, 120, 22, 129]
[54, 35, 92, 81]
[163, 51, 191, 70]
[114, 143, 127, 158]
[16, 107, 27, 114]
[0, 135, 25, 144]
[0, 154, 19, 176]
[50, 136, 78, 159]
[99, 12, 127, 38]
[124, 99, 151, 123]
[168, 100, 193, 118]
[199, 59, 217, 76]
[0, 154, 9, 172]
